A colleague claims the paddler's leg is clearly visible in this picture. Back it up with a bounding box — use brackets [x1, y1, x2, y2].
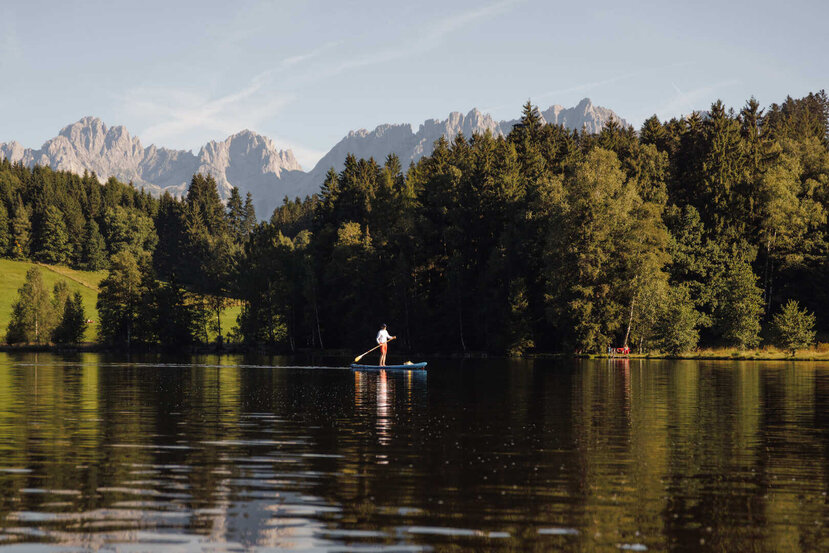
[380, 342, 388, 366]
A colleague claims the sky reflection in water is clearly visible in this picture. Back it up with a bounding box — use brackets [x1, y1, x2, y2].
[0, 354, 828, 552]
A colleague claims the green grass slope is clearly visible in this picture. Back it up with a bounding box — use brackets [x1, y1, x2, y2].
[0, 259, 106, 342]
[1, 258, 242, 344]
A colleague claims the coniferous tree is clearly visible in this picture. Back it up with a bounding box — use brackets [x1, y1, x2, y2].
[226, 187, 245, 243]
[53, 292, 86, 344]
[154, 278, 196, 348]
[640, 115, 667, 147]
[772, 300, 816, 355]
[153, 193, 185, 280]
[0, 201, 10, 256]
[37, 205, 72, 264]
[81, 219, 108, 270]
[10, 199, 31, 259]
[2, 94, 828, 353]
[186, 174, 227, 235]
[236, 225, 292, 346]
[701, 101, 747, 234]
[131, 261, 162, 345]
[103, 205, 158, 257]
[177, 173, 235, 345]
[242, 192, 257, 237]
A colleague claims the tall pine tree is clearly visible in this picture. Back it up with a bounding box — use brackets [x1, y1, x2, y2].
[37, 205, 72, 264]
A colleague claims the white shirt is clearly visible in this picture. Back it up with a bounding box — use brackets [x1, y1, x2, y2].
[376, 329, 391, 344]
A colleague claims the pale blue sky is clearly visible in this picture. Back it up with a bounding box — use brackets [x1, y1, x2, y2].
[1, 0, 826, 169]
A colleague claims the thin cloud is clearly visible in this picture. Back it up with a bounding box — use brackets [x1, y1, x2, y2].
[123, 74, 292, 148]
[539, 62, 695, 102]
[656, 79, 741, 119]
[118, 40, 342, 149]
[481, 62, 694, 116]
[117, 1, 520, 164]
[477, 72, 645, 114]
[279, 41, 342, 70]
[331, 0, 522, 75]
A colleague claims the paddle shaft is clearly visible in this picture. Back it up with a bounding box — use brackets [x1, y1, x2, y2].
[354, 336, 396, 362]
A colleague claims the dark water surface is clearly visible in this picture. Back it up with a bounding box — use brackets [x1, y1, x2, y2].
[1, 353, 828, 552]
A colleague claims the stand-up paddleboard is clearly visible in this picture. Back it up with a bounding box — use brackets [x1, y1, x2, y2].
[351, 362, 427, 370]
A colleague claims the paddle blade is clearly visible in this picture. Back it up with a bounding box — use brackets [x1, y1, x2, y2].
[354, 354, 363, 362]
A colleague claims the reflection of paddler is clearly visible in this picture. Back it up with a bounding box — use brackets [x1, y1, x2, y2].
[376, 324, 396, 367]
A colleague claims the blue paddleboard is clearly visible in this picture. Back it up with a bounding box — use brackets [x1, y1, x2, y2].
[351, 362, 427, 370]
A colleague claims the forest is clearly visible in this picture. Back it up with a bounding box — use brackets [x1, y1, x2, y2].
[1, 91, 828, 355]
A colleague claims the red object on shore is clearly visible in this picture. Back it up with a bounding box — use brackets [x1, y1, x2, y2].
[615, 346, 630, 355]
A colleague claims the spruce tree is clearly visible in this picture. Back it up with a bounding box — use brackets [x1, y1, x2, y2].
[185, 173, 227, 235]
[36, 205, 72, 264]
[103, 206, 158, 257]
[154, 278, 195, 348]
[226, 187, 244, 243]
[153, 193, 185, 280]
[640, 115, 666, 147]
[10, 199, 31, 259]
[242, 192, 257, 237]
[132, 260, 161, 345]
[81, 219, 108, 270]
[0, 201, 10, 256]
[772, 300, 816, 355]
[53, 292, 86, 344]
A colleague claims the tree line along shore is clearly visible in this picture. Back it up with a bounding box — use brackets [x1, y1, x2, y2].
[1, 92, 828, 357]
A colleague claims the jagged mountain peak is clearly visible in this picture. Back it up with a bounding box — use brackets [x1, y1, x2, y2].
[0, 98, 626, 219]
[60, 115, 105, 133]
[575, 97, 593, 109]
[0, 117, 302, 213]
[348, 123, 414, 140]
[224, 128, 269, 143]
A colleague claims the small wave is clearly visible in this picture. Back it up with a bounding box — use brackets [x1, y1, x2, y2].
[538, 527, 580, 535]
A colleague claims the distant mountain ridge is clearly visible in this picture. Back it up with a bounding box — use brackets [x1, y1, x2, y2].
[0, 98, 625, 217]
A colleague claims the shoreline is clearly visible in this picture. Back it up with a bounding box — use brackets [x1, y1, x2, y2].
[565, 350, 829, 362]
[2, 344, 829, 362]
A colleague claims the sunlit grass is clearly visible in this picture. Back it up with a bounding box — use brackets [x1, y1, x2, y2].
[619, 344, 829, 361]
[0, 258, 104, 341]
[1, 258, 242, 345]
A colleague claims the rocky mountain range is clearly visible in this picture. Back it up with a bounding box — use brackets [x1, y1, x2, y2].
[0, 98, 625, 218]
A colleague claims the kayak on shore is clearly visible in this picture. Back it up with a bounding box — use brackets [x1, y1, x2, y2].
[351, 362, 427, 371]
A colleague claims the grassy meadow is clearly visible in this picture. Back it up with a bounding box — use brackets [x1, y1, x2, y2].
[592, 345, 829, 361]
[0, 259, 106, 342]
[1, 259, 242, 344]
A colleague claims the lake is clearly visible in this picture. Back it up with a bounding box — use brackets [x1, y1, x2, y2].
[0, 353, 827, 552]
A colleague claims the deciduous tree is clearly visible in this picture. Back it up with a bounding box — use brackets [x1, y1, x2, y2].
[5, 267, 55, 344]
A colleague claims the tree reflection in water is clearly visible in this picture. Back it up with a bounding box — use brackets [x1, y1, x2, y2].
[0, 354, 827, 552]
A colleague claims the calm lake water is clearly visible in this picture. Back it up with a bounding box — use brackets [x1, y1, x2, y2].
[0, 353, 828, 552]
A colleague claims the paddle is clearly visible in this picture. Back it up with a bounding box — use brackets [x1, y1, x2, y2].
[354, 336, 396, 363]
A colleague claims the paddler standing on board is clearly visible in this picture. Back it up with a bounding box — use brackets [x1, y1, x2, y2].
[376, 324, 396, 367]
